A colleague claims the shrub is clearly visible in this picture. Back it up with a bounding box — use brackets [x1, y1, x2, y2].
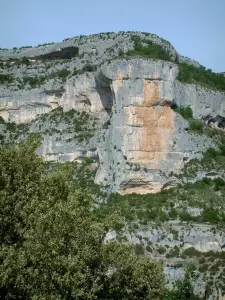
[126, 35, 172, 61]
[159, 210, 169, 222]
[166, 246, 180, 258]
[158, 246, 166, 255]
[21, 56, 30, 66]
[219, 144, 225, 156]
[202, 209, 220, 224]
[50, 69, 70, 82]
[183, 247, 202, 257]
[179, 211, 196, 222]
[174, 106, 193, 119]
[134, 243, 145, 255]
[84, 157, 94, 164]
[0, 74, 14, 84]
[23, 75, 46, 88]
[178, 63, 225, 92]
[189, 119, 203, 133]
[205, 148, 218, 159]
[82, 64, 97, 72]
[168, 207, 178, 219]
[146, 245, 152, 252]
[0, 142, 166, 299]
[214, 177, 225, 191]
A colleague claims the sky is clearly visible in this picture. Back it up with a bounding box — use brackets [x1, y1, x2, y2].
[0, 0, 225, 72]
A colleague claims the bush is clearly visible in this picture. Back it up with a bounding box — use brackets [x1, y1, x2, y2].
[0, 142, 165, 299]
[146, 245, 152, 252]
[174, 106, 193, 119]
[189, 119, 203, 133]
[82, 64, 97, 72]
[214, 177, 225, 191]
[21, 56, 30, 66]
[168, 207, 178, 219]
[0, 74, 14, 84]
[23, 75, 46, 88]
[219, 144, 225, 156]
[165, 264, 200, 300]
[134, 243, 145, 255]
[202, 209, 220, 224]
[179, 211, 196, 222]
[177, 63, 225, 91]
[166, 246, 180, 258]
[126, 35, 172, 61]
[183, 247, 202, 257]
[50, 69, 71, 82]
[178, 63, 225, 92]
[158, 246, 166, 255]
[205, 148, 218, 159]
[84, 157, 94, 164]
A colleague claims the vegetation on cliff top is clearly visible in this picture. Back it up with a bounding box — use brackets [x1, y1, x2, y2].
[123, 35, 172, 61]
[178, 63, 225, 92]
[1, 33, 225, 92]
[124, 36, 225, 92]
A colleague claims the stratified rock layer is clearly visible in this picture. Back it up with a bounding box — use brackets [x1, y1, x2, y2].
[1, 59, 224, 194]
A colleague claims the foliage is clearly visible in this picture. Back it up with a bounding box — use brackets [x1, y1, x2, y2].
[18, 62, 97, 88]
[21, 56, 30, 66]
[99, 178, 225, 226]
[189, 119, 203, 132]
[165, 265, 201, 300]
[0, 73, 14, 84]
[125, 36, 172, 61]
[22, 69, 70, 87]
[174, 106, 193, 119]
[178, 63, 225, 92]
[0, 139, 43, 246]
[179, 132, 225, 178]
[41, 107, 96, 143]
[173, 106, 204, 134]
[22, 75, 46, 88]
[72, 64, 97, 77]
[82, 64, 97, 72]
[49, 69, 71, 82]
[37, 42, 54, 47]
[0, 142, 165, 299]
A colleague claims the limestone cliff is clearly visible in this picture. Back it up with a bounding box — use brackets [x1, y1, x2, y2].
[0, 58, 223, 194]
[0, 32, 225, 299]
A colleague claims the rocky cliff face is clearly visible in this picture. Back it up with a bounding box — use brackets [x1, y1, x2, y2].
[0, 58, 222, 193]
[1, 32, 225, 299]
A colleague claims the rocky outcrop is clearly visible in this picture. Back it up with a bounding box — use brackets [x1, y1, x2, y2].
[1, 59, 223, 194]
[1, 32, 225, 299]
[95, 59, 219, 193]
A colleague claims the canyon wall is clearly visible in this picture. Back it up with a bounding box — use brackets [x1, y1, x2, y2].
[0, 59, 223, 194]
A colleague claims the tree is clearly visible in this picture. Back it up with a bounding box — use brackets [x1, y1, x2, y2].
[0, 140, 165, 299]
[21, 56, 30, 66]
[0, 138, 43, 246]
[165, 264, 201, 300]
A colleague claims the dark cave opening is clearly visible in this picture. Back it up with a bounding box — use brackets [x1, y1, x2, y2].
[95, 72, 114, 115]
[33, 46, 79, 61]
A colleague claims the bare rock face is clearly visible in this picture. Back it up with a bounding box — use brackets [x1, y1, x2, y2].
[1, 33, 225, 299]
[95, 59, 217, 194]
[0, 58, 223, 194]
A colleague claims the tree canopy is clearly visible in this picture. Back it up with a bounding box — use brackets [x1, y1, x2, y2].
[0, 140, 166, 299]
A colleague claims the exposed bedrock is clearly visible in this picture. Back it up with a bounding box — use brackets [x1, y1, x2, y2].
[95, 60, 218, 194]
[0, 59, 224, 194]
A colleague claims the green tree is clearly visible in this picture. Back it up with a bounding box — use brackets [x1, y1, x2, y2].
[165, 264, 201, 300]
[0, 138, 43, 246]
[21, 56, 30, 66]
[0, 141, 165, 299]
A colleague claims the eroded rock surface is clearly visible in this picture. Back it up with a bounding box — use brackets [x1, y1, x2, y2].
[1, 59, 223, 194]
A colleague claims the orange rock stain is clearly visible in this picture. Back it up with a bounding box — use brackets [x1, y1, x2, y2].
[126, 80, 174, 165]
